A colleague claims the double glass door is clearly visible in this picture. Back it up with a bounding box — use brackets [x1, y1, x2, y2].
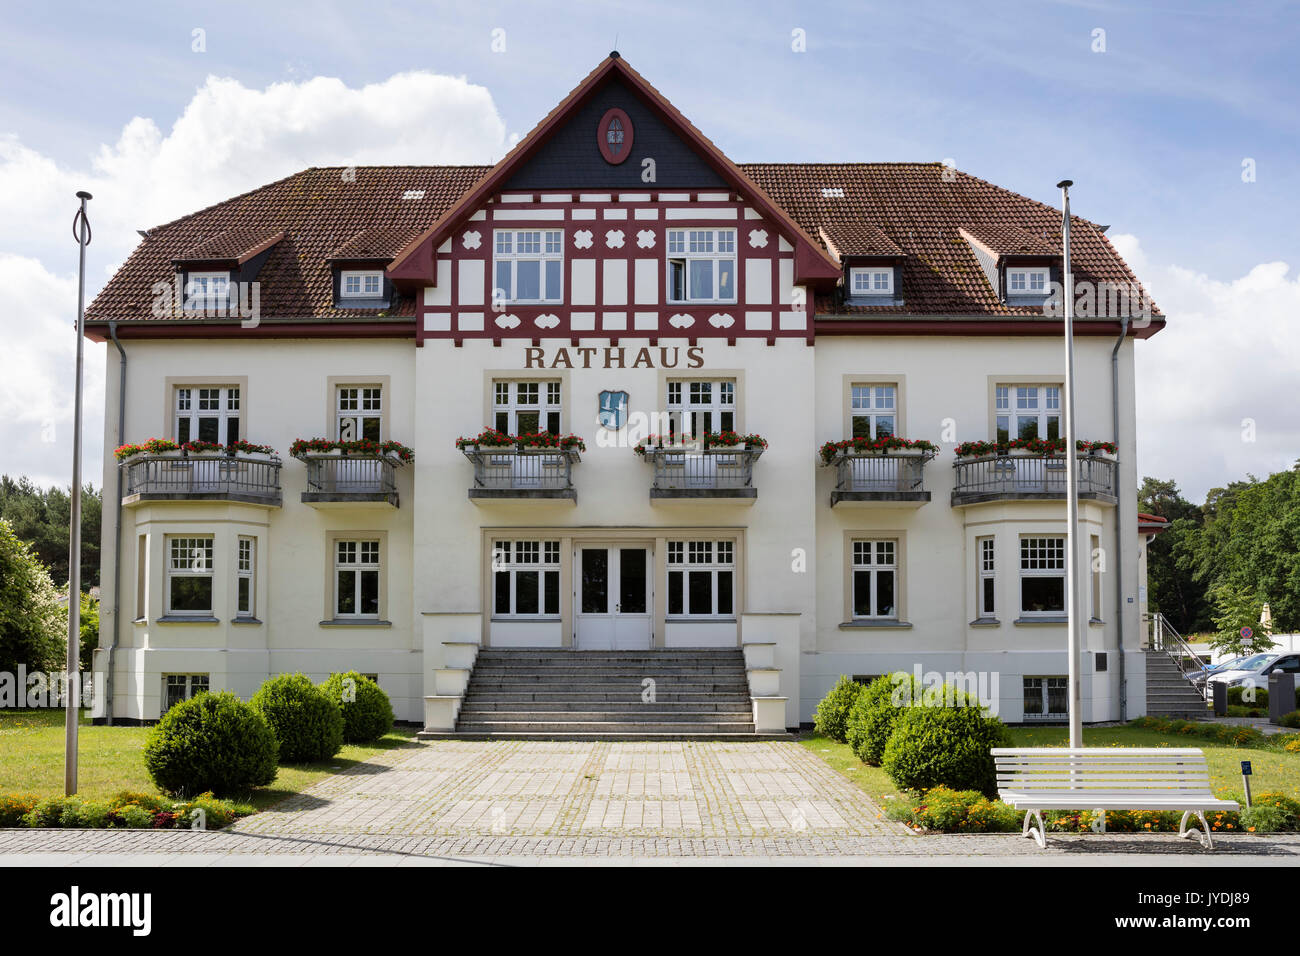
[574, 544, 652, 650]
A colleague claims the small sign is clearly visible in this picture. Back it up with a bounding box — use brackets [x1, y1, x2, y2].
[598, 390, 628, 429]
[1241, 761, 1252, 776]
[1241, 626, 1254, 640]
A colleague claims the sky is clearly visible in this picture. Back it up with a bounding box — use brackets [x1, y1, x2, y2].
[1, 0, 1297, 502]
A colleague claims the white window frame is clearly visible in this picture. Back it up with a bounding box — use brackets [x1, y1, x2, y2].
[166, 536, 214, 617]
[666, 379, 735, 437]
[1023, 676, 1068, 719]
[1006, 266, 1050, 295]
[851, 539, 898, 620]
[493, 380, 561, 436]
[341, 270, 384, 299]
[175, 385, 240, 445]
[1019, 536, 1066, 617]
[849, 267, 893, 296]
[336, 385, 383, 442]
[977, 536, 996, 618]
[849, 384, 897, 439]
[666, 540, 736, 619]
[493, 229, 564, 304]
[666, 228, 737, 304]
[236, 536, 255, 619]
[183, 271, 230, 311]
[334, 539, 381, 619]
[995, 384, 1061, 443]
[492, 539, 561, 619]
[163, 673, 211, 712]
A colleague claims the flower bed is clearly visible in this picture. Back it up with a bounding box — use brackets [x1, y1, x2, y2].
[953, 438, 1117, 458]
[0, 790, 250, 830]
[114, 438, 277, 462]
[455, 429, 585, 452]
[290, 438, 414, 463]
[819, 436, 939, 465]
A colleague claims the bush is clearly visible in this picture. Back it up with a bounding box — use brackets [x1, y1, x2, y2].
[1129, 715, 1266, 747]
[23, 797, 81, 828]
[845, 673, 920, 766]
[812, 675, 864, 743]
[1279, 710, 1300, 729]
[144, 691, 279, 796]
[882, 700, 1010, 797]
[1240, 804, 1289, 833]
[320, 671, 394, 743]
[0, 794, 40, 827]
[889, 786, 1021, 832]
[75, 802, 112, 828]
[252, 674, 344, 763]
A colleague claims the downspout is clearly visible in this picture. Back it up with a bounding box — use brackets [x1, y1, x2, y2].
[105, 321, 127, 725]
[1111, 314, 1130, 720]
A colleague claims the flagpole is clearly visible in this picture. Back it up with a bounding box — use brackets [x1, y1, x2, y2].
[65, 190, 92, 796]
[1058, 179, 1083, 749]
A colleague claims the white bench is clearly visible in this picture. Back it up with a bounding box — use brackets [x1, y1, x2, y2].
[992, 747, 1240, 849]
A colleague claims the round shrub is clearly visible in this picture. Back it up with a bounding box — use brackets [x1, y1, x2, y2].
[144, 691, 278, 796]
[845, 673, 921, 766]
[813, 675, 865, 743]
[881, 701, 1010, 797]
[1279, 710, 1300, 729]
[320, 671, 394, 743]
[252, 674, 344, 763]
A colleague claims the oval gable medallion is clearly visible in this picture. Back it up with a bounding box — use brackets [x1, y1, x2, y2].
[597, 107, 634, 165]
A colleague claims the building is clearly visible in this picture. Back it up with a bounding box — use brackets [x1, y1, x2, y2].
[86, 54, 1165, 732]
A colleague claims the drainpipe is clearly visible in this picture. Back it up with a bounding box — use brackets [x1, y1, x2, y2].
[105, 321, 127, 725]
[1111, 314, 1130, 720]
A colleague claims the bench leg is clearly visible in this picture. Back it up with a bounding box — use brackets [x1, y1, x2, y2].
[1179, 810, 1214, 850]
[1021, 809, 1046, 849]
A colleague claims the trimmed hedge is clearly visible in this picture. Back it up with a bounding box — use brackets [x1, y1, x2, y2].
[845, 674, 919, 767]
[812, 675, 865, 743]
[320, 671, 394, 743]
[144, 691, 279, 796]
[881, 702, 1010, 797]
[252, 674, 344, 763]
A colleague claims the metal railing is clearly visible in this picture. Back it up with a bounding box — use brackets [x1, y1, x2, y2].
[464, 446, 579, 493]
[648, 447, 760, 492]
[302, 454, 398, 496]
[121, 454, 282, 505]
[951, 453, 1117, 504]
[833, 451, 933, 495]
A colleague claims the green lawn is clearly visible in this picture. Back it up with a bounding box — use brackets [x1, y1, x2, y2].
[802, 724, 1300, 804]
[0, 709, 419, 811]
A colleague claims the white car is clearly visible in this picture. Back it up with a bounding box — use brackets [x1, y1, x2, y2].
[1207, 652, 1300, 692]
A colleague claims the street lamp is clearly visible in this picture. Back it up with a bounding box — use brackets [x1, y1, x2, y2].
[1058, 179, 1084, 749]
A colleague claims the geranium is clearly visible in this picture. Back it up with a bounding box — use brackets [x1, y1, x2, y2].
[818, 436, 939, 465]
[633, 434, 696, 456]
[453, 428, 514, 450]
[290, 438, 415, 463]
[702, 430, 767, 450]
[456, 430, 585, 453]
[113, 438, 180, 461]
[953, 438, 1117, 458]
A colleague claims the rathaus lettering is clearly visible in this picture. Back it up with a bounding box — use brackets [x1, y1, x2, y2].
[523, 346, 705, 370]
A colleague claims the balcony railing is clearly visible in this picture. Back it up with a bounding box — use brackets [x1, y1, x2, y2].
[644, 447, 761, 500]
[464, 446, 579, 500]
[830, 450, 934, 506]
[121, 454, 282, 506]
[300, 454, 400, 506]
[951, 452, 1118, 506]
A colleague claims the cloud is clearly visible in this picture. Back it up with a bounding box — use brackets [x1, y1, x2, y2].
[1120, 233, 1300, 501]
[0, 70, 510, 488]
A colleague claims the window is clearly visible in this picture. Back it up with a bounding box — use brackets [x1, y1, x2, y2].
[850, 384, 896, 439]
[175, 386, 240, 445]
[236, 536, 255, 618]
[1090, 533, 1101, 621]
[492, 540, 561, 618]
[1006, 267, 1050, 295]
[335, 539, 380, 618]
[135, 534, 147, 620]
[337, 385, 382, 441]
[166, 536, 214, 616]
[184, 272, 229, 310]
[995, 384, 1060, 443]
[851, 539, 897, 619]
[163, 674, 210, 712]
[494, 380, 561, 435]
[667, 229, 736, 303]
[977, 536, 996, 618]
[494, 229, 563, 303]
[666, 379, 735, 437]
[341, 270, 384, 298]
[1023, 676, 1067, 719]
[1020, 536, 1066, 616]
[667, 540, 735, 618]
[849, 267, 893, 296]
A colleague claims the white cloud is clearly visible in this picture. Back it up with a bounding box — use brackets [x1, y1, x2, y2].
[0, 70, 509, 489]
[1120, 233, 1300, 502]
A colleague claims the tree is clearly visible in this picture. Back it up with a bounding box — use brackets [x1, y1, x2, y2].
[1207, 581, 1275, 656]
[0, 476, 101, 588]
[0, 518, 65, 674]
[1138, 477, 1210, 633]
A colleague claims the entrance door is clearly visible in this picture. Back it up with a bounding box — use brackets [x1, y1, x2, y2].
[574, 544, 653, 649]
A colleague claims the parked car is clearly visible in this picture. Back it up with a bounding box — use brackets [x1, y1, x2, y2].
[1188, 655, 1249, 688]
[1206, 652, 1300, 692]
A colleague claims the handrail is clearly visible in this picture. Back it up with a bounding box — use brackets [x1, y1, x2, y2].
[1145, 611, 1210, 699]
[120, 453, 282, 503]
[832, 449, 934, 494]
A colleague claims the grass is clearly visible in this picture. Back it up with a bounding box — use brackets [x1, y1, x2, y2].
[0, 709, 419, 812]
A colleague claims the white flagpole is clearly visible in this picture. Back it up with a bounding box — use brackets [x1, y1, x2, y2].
[1058, 179, 1083, 749]
[65, 190, 92, 796]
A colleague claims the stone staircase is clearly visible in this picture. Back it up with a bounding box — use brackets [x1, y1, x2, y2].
[439, 648, 790, 740]
[1144, 649, 1210, 719]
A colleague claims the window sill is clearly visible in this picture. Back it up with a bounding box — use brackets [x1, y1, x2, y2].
[131, 617, 147, 625]
[319, 618, 392, 627]
[969, 617, 1001, 628]
[231, 616, 263, 626]
[840, 620, 912, 629]
[1013, 616, 1069, 625]
[156, 615, 220, 624]
[665, 618, 738, 624]
[490, 616, 562, 623]
[1089, 617, 1105, 627]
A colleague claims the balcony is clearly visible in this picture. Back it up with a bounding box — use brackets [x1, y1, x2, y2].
[299, 453, 401, 508]
[643, 446, 761, 502]
[463, 446, 579, 502]
[951, 452, 1118, 507]
[829, 450, 935, 507]
[121, 454, 282, 507]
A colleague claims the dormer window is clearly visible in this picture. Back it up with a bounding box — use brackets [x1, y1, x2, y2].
[1007, 267, 1050, 295]
[849, 267, 893, 296]
[341, 270, 384, 299]
[184, 271, 230, 310]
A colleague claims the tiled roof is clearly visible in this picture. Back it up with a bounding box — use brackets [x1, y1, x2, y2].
[958, 222, 1058, 257]
[86, 161, 1158, 324]
[175, 226, 285, 264]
